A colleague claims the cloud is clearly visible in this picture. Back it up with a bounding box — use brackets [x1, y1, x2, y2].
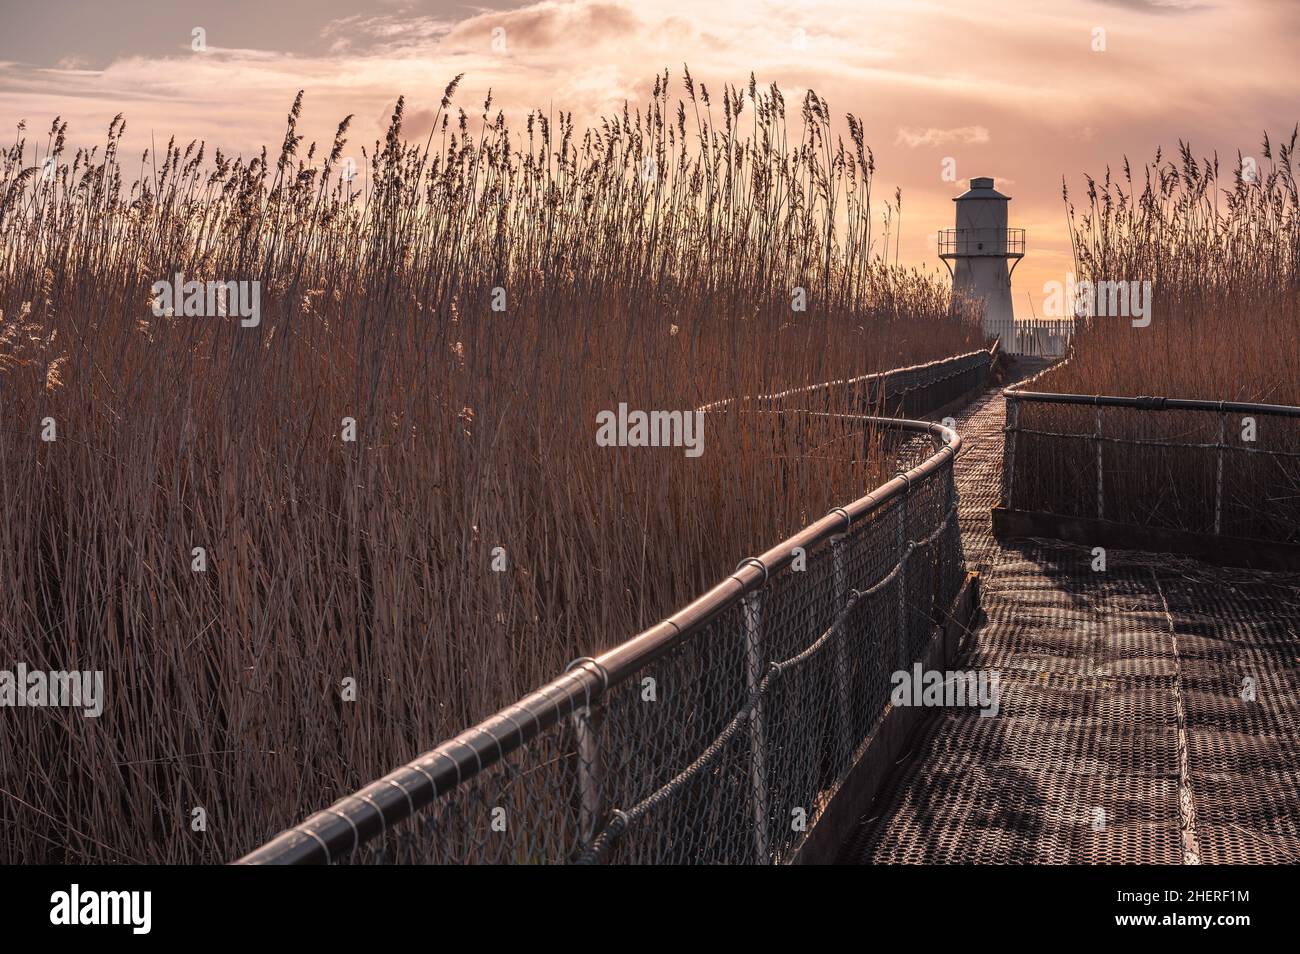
[896, 125, 991, 148]
[321, 13, 454, 55]
[440, 2, 642, 52]
[1090, 0, 1210, 12]
[378, 104, 438, 140]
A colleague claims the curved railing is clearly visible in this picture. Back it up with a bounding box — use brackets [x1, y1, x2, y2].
[238, 410, 967, 865]
[700, 349, 992, 417]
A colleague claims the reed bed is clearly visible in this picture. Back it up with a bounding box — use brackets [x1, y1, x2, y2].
[0, 71, 980, 862]
[1044, 132, 1299, 400]
[1019, 132, 1300, 539]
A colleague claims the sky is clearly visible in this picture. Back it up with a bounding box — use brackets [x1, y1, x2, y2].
[2, 0, 1296, 316]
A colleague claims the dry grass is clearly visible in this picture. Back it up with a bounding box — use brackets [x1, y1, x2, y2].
[1043, 133, 1299, 401]
[0, 72, 980, 862]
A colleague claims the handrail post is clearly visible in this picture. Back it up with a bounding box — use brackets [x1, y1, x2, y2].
[1003, 395, 1019, 509]
[1094, 407, 1105, 519]
[830, 535, 852, 768]
[895, 495, 910, 673]
[742, 591, 770, 863]
[571, 705, 602, 850]
[1214, 413, 1226, 535]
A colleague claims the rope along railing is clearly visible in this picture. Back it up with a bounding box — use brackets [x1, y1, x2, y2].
[238, 352, 985, 865]
[572, 494, 959, 865]
[1002, 388, 1300, 546]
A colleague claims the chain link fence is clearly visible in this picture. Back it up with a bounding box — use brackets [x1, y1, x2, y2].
[1002, 389, 1300, 547]
[238, 351, 989, 865]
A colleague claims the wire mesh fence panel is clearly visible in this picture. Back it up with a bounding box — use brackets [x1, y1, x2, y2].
[1004, 392, 1300, 546]
[731, 349, 991, 419]
[585, 604, 757, 864]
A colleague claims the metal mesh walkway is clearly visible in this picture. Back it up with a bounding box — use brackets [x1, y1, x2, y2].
[839, 373, 1300, 864]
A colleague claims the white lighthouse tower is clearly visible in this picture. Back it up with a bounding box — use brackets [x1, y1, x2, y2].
[939, 176, 1024, 345]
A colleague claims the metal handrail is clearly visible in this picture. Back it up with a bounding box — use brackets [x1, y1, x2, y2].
[237, 413, 962, 864]
[698, 349, 991, 413]
[1004, 388, 1300, 419]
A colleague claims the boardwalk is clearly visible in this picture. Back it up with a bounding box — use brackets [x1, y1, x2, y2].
[840, 375, 1300, 864]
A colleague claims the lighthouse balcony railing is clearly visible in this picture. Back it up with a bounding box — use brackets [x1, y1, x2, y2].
[938, 228, 1025, 258]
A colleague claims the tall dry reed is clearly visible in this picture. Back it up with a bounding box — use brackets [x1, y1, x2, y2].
[1020, 132, 1300, 538]
[1046, 132, 1299, 400]
[0, 71, 980, 862]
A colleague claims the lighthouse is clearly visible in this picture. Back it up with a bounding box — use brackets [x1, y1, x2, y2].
[939, 177, 1024, 345]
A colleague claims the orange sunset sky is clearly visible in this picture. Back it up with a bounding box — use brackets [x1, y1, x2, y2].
[2, 0, 1297, 316]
